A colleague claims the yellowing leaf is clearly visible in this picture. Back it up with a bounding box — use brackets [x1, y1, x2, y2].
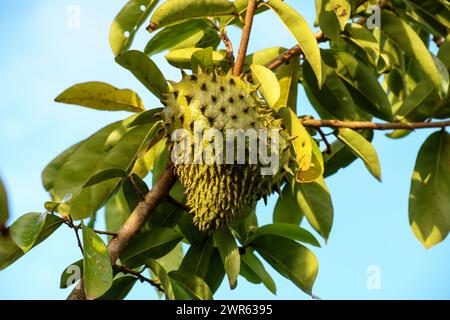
[148, 0, 237, 32]
[55, 82, 145, 113]
[82, 225, 113, 299]
[316, 0, 351, 39]
[250, 64, 281, 109]
[110, 0, 160, 56]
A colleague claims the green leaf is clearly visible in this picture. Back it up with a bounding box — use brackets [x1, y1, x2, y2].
[265, 0, 323, 85]
[42, 142, 82, 192]
[316, 0, 351, 40]
[0, 214, 63, 271]
[99, 276, 137, 300]
[250, 64, 281, 109]
[324, 130, 374, 177]
[0, 177, 9, 228]
[336, 128, 382, 181]
[55, 82, 145, 113]
[110, 0, 160, 56]
[381, 10, 446, 98]
[322, 50, 393, 121]
[240, 250, 276, 294]
[120, 227, 184, 267]
[180, 236, 214, 279]
[213, 228, 240, 289]
[165, 48, 227, 69]
[147, 258, 175, 300]
[60, 259, 83, 289]
[122, 174, 150, 212]
[273, 183, 303, 225]
[294, 177, 334, 241]
[343, 23, 380, 66]
[145, 20, 209, 56]
[47, 118, 161, 220]
[248, 223, 321, 247]
[191, 47, 214, 73]
[128, 108, 164, 128]
[83, 169, 128, 188]
[116, 50, 169, 100]
[148, 0, 237, 32]
[250, 235, 319, 295]
[82, 225, 113, 299]
[10, 213, 47, 253]
[203, 249, 225, 294]
[157, 243, 184, 273]
[409, 130, 450, 249]
[169, 271, 213, 300]
[105, 188, 131, 236]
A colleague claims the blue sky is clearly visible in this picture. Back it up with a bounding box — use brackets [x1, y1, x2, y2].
[0, 1, 449, 300]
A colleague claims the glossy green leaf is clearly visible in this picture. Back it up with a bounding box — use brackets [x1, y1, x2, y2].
[83, 169, 128, 188]
[336, 128, 382, 181]
[295, 177, 333, 241]
[0, 177, 9, 228]
[273, 183, 303, 225]
[169, 271, 213, 300]
[157, 244, 184, 273]
[116, 50, 169, 100]
[147, 258, 175, 300]
[55, 82, 145, 113]
[264, 0, 323, 85]
[213, 228, 240, 289]
[203, 249, 225, 294]
[250, 64, 281, 109]
[165, 48, 227, 69]
[120, 227, 184, 267]
[110, 0, 160, 56]
[47, 118, 160, 220]
[344, 23, 380, 66]
[250, 235, 319, 295]
[82, 225, 113, 299]
[324, 130, 374, 177]
[145, 20, 209, 56]
[322, 50, 393, 121]
[381, 10, 446, 98]
[241, 250, 276, 294]
[316, 0, 351, 39]
[148, 0, 237, 31]
[10, 213, 47, 253]
[99, 276, 137, 300]
[248, 223, 321, 247]
[409, 130, 450, 249]
[60, 259, 83, 289]
[0, 214, 63, 271]
[180, 236, 214, 279]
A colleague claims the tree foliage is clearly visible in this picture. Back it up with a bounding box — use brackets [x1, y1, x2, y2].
[1, 0, 450, 300]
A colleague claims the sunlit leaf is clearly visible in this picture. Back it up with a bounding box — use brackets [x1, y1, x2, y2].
[213, 228, 240, 289]
[10, 213, 47, 253]
[169, 270, 213, 300]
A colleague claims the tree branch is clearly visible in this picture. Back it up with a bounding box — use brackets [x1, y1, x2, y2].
[114, 264, 164, 293]
[234, 0, 258, 76]
[208, 18, 235, 68]
[67, 162, 176, 300]
[300, 119, 450, 131]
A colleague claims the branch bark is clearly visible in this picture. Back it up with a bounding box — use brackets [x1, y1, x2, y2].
[234, 0, 258, 76]
[67, 162, 176, 300]
[300, 119, 450, 131]
[208, 18, 235, 68]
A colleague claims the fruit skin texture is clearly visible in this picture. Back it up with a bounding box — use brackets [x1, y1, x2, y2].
[162, 71, 291, 232]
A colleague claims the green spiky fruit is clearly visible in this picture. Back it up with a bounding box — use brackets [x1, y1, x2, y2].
[162, 71, 291, 232]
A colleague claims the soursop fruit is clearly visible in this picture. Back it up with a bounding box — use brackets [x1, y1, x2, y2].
[162, 70, 292, 232]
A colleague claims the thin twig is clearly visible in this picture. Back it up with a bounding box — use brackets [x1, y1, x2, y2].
[317, 128, 333, 154]
[65, 221, 118, 238]
[67, 216, 83, 255]
[234, 0, 258, 76]
[208, 17, 235, 67]
[114, 264, 164, 293]
[300, 119, 450, 131]
[167, 195, 191, 214]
